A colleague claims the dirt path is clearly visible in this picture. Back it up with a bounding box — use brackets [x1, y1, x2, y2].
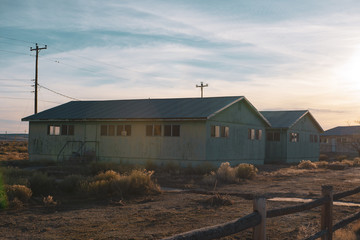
[1, 166, 360, 239]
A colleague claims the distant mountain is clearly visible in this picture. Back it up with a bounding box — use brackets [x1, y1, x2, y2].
[0, 134, 28, 141]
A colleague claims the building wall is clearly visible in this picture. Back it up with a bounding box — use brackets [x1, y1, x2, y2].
[320, 135, 360, 156]
[265, 129, 288, 163]
[285, 114, 321, 163]
[205, 100, 267, 165]
[28, 120, 207, 165]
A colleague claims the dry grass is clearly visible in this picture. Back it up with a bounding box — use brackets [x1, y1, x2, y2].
[43, 195, 57, 206]
[84, 169, 161, 198]
[199, 193, 233, 207]
[236, 163, 258, 179]
[297, 160, 317, 169]
[0, 141, 28, 161]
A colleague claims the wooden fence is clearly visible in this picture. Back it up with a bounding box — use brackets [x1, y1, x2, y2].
[162, 185, 360, 240]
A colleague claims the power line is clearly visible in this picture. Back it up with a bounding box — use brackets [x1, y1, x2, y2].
[0, 35, 37, 44]
[38, 84, 80, 101]
[0, 96, 61, 104]
[0, 78, 31, 81]
[0, 49, 34, 57]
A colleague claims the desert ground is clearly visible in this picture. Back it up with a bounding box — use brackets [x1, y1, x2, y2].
[1, 141, 360, 240]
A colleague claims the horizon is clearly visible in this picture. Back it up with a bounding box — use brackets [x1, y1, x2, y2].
[2, 0, 360, 133]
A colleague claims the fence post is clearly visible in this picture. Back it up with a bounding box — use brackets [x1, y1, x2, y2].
[253, 197, 266, 240]
[321, 185, 333, 240]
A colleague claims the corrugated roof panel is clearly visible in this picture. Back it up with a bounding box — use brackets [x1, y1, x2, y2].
[22, 96, 243, 121]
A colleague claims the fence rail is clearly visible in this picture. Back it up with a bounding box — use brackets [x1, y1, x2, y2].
[162, 185, 360, 240]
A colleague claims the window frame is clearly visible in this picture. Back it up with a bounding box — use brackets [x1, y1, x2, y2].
[48, 125, 61, 136]
[290, 132, 299, 142]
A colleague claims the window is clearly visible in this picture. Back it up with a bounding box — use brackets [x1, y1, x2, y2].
[61, 125, 74, 135]
[101, 125, 108, 136]
[211, 125, 220, 138]
[320, 137, 328, 143]
[108, 125, 115, 136]
[101, 124, 129, 136]
[117, 125, 131, 136]
[221, 126, 229, 138]
[146, 125, 162, 136]
[248, 129, 255, 140]
[211, 125, 228, 138]
[164, 125, 180, 137]
[154, 125, 162, 136]
[255, 129, 262, 140]
[48, 125, 60, 135]
[290, 132, 299, 142]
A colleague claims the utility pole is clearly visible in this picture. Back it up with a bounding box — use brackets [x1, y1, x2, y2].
[30, 43, 47, 114]
[196, 82, 208, 98]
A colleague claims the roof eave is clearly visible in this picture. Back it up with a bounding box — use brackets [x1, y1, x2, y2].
[22, 117, 208, 122]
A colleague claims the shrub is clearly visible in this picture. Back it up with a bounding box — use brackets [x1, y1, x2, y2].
[59, 175, 86, 194]
[235, 163, 258, 179]
[202, 171, 217, 186]
[29, 172, 56, 196]
[84, 169, 160, 198]
[6, 185, 32, 202]
[94, 170, 120, 181]
[216, 162, 237, 183]
[353, 157, 360, 166]
[125, 169, 160, 195]
[298, 160, 317, 169]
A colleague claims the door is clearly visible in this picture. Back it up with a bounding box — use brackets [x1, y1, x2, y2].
[84, 124, 98, 161]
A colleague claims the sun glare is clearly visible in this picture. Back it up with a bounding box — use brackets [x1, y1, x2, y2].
[337, 45, 360, 86]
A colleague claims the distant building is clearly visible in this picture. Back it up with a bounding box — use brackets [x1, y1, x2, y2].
[320, 126, 360, 156]
[260, 111, 323, 163]
[22, 96, 270, 166]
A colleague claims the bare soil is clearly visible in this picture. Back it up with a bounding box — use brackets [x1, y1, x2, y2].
[1, 165, 360, 240]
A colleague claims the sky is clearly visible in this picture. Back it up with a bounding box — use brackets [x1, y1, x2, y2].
[1, 0, 360, 133]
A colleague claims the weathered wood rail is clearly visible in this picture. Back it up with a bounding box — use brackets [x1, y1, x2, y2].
[162, 185, 360, 240]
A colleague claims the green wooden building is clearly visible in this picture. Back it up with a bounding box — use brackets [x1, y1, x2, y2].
[22, 96, 270, 166]
[260, 110, 323, 163]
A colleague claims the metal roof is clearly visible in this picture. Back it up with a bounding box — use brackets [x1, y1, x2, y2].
[260, 110, 308, 128]
[321, 126, 360, 136]
[260, 110, 323, 132]
[22, 96, 245, 121]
